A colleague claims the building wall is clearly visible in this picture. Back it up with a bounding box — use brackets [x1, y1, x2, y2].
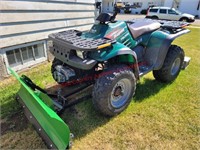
[164, 0, 173, 7]
[179, 0, 200, 17]
[126, 0, 162, 14]
[164, 0, 200, 16]
[0, 0, 96, 79]
[102, 0, 162, 13]
[102, 0, 114, 12]
[102, 0, 199, 16]
[0, 0, 95, 48]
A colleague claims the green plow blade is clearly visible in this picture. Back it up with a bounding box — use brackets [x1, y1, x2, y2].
[8, 67, 70, 149]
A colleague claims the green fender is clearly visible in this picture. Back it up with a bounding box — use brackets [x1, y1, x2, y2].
[89, 42, 140, 79]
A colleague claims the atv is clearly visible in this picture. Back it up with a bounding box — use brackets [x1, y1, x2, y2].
[9, 10, 191, 150]
[49, 13, 191, 116]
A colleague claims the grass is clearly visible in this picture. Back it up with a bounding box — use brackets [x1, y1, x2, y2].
[1, 28, 200, 150]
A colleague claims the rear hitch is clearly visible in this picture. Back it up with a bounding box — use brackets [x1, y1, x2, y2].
[182, 56, 191, 69]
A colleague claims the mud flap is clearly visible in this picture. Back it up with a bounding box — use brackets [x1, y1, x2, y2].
[8, 68, 70, 150]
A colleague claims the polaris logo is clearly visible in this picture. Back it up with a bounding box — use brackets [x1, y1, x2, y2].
[105, 28, 125, 40]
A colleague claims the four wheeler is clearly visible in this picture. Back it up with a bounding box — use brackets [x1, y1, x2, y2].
[49, 13, 191, 116]
[10, 9, 191, 149]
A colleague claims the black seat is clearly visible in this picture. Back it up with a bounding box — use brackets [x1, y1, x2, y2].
[128, 19, 161, 39]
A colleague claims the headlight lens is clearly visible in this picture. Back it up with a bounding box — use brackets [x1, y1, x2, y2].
[76, 50, 87, 59]
[76, 50, 83, 59]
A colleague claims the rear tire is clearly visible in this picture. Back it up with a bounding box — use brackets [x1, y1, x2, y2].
[153, 45, 184, 83]
[151, 16, 158, 19]
[92, 65, 136, 116]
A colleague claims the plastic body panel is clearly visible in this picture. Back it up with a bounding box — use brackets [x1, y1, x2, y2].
[88, 42, 136, 62]
[82, 21, 137, 49]
[145, 29, 190, 70]
[84, 21, 139, 66]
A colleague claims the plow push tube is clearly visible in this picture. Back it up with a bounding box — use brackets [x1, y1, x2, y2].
[8, 68, 71, 149]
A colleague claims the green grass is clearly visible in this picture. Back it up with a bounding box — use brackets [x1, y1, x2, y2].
[1, 28, 200, 149]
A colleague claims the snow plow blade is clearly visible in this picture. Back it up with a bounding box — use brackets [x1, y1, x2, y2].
[8, 67, 71, 150]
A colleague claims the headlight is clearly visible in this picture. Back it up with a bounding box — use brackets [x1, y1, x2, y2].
[76, 50, 86, 59]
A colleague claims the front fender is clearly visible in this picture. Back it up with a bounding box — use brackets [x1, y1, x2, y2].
[89, 42, 137, 62]
[89, 42, 140, 79]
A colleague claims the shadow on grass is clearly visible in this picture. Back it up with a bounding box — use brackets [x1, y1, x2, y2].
[1, 78, 169, 146]
[46, 84, 111, 139]
[0, 84, 110, 145]
[134, 78, 169, 102]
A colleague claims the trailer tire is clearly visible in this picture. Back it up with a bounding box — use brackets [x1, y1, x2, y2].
[153, 45, 184, 83]
[92, 65, 136, 116]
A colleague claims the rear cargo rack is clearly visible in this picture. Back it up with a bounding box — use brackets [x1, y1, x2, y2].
[128, 19, 190, 33]
[158, 20, 190, 29]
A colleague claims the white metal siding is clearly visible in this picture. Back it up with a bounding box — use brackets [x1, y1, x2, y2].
[179, 0, 199, 16]
[164, 0, 200, 16]
[0, 0, 96, 48]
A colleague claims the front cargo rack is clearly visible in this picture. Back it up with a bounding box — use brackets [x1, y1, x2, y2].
[49, 30, 116, 70]
[49, 30, 115, 51]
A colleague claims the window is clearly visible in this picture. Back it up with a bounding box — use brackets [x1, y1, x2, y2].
[160, 9, 167, 14]
[150, 9, 158, 13]
[168, 9, 177, 14]
[5, 41, 46, 69]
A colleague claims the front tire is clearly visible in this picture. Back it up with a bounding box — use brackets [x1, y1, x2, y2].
[151, 16, 158, 19]
[153, 45, 184, 83]
[51, 58, 64, 84]
[92, 65, 136, 116]
[180, 17, 189, 22]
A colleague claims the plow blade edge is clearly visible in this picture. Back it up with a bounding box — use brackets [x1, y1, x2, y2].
[8, 68, 70, 150]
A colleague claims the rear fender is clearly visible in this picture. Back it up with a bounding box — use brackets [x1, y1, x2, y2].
[146, 29, 190, 70]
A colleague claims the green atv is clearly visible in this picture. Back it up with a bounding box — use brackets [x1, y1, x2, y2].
[9, 11, 191, 150]
[49, 13, 190, 116]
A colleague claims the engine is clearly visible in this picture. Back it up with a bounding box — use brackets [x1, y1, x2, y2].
[53, 65, 76, 83]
